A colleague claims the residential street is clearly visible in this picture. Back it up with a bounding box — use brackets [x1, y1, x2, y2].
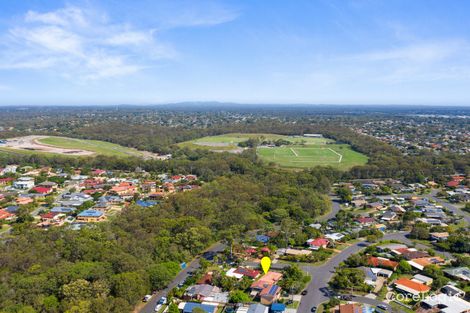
[318, 196, 342, 221]
[297, 232, 412, 313]
[138, 243, 226, 313]
[426, 189, 470, 224]
[137, 191, 464, 313]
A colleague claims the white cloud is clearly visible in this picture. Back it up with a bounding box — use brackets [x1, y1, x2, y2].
[0, 4, 239, 81]
[354, 41, 470, 63]
[0, 5, 176, 80]
[106, 31, 153, 46]
[25, 6, 88, 27]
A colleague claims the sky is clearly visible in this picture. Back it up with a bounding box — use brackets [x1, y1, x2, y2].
[0, 0, 470, 105]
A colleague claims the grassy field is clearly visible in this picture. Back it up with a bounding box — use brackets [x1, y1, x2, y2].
[37, 137, 146, 158]
[179, 133, 368, 170]
[179, 133, 332, 151]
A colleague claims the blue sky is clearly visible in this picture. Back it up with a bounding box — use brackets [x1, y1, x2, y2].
[0, 0, 470, 105]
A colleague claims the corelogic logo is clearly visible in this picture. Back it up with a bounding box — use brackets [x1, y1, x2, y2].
[386, 292, 425, 302]
[387, 292, 462, 304]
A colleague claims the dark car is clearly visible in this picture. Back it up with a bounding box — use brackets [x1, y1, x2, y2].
[202, 251, 216, 261]
[311, 306, 317, 312]
[377, 304, 388, 311]
[301, 290, 308, 296]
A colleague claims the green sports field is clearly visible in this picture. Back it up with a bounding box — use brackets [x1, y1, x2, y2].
[257, 144, 367, 170]
[178, 133, 332, 151]
[178, 133, 368, 170]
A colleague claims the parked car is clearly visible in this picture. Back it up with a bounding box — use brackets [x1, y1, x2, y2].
[142, 295, 152, 302]
[311, 306, 317, 312]
[377, 304, 387, 311]
[301, 290, 308, 296]
[154, 297, 167, 311]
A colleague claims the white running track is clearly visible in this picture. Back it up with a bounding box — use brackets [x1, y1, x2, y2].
[290, 148, 299, 156]
[289, 147, 343, 163]
[327, 148, 343, 163]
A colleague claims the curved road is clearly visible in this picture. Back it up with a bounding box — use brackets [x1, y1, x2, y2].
[297, 232, 413, 313]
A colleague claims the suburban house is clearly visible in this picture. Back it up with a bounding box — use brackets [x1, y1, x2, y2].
[411, 274, 433, 286]
[50, 207, 76, 214]
[244, 303, 269, 313]
[338, 303, 363, 313]
[16, 197, 34, 205]
[367, 256, 399, 271]
[76, 209, 106, 222]
[394, 278, 430, 296]
[0, 177, 14, 185]
[430, 232, 449, 241]
[183, 284, 228, 303]
[37, 181, 58, 190]
[250, 272, 283, 292]
[351, 199, 367, 207]
[325, 233, 345, 241]
[0, 209, 15, 220]
[110, 182, 137, 197]
[381, 211, 397, 221]
[376, 243, 408, 253]
[306, 238, 329, 250]
[259, 284, 281, 305]
[443, 267, 470, 281]
[420, 293, 470, 313]
[441, 284, 466, 297]
[407, 256, 445, 271]
[361, 267, 393, 286]
[31, 186, 53, 194]
[13, 177, 35, 190]
[356, 217, 375, 226]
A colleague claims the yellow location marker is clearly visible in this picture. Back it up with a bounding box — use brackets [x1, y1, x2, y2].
[260, 257, 271, 274]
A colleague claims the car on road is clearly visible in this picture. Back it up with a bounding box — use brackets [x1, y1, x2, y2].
[154, 297, 167, 311]
[142, 295, 152, 302]
[311, 306, 317, 312]
[301, 290, 308, 296]
[376, 304, 387, 311]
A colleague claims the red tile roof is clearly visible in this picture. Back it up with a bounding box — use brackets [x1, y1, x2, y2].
[367, 256, 399, 270]
[32, 186, 52, 194]
[395, 278, 431, 293]
[309, 238, 329, 247]
[0, 209, 14, 220]
[234, 267, 260, 279]
[356, 217, 375, 224]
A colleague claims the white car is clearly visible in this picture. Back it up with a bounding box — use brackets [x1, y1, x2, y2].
[154, 297, 167, 311]
[143, 295, 152, 302]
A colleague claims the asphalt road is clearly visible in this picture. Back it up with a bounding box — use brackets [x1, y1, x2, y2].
[139, 243, 226, 313]
[426, 189, 470, 224]
[318, 196, 342, 222]
[297, 232, 412, 313]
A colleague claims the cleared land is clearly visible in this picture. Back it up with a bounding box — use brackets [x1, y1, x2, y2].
[0, 136, 159, 159]
[179, 133, 368, 170]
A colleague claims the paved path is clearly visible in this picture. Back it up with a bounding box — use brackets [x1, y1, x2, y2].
[138, 243, 226, 313]
[297, 232, 411, 313]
